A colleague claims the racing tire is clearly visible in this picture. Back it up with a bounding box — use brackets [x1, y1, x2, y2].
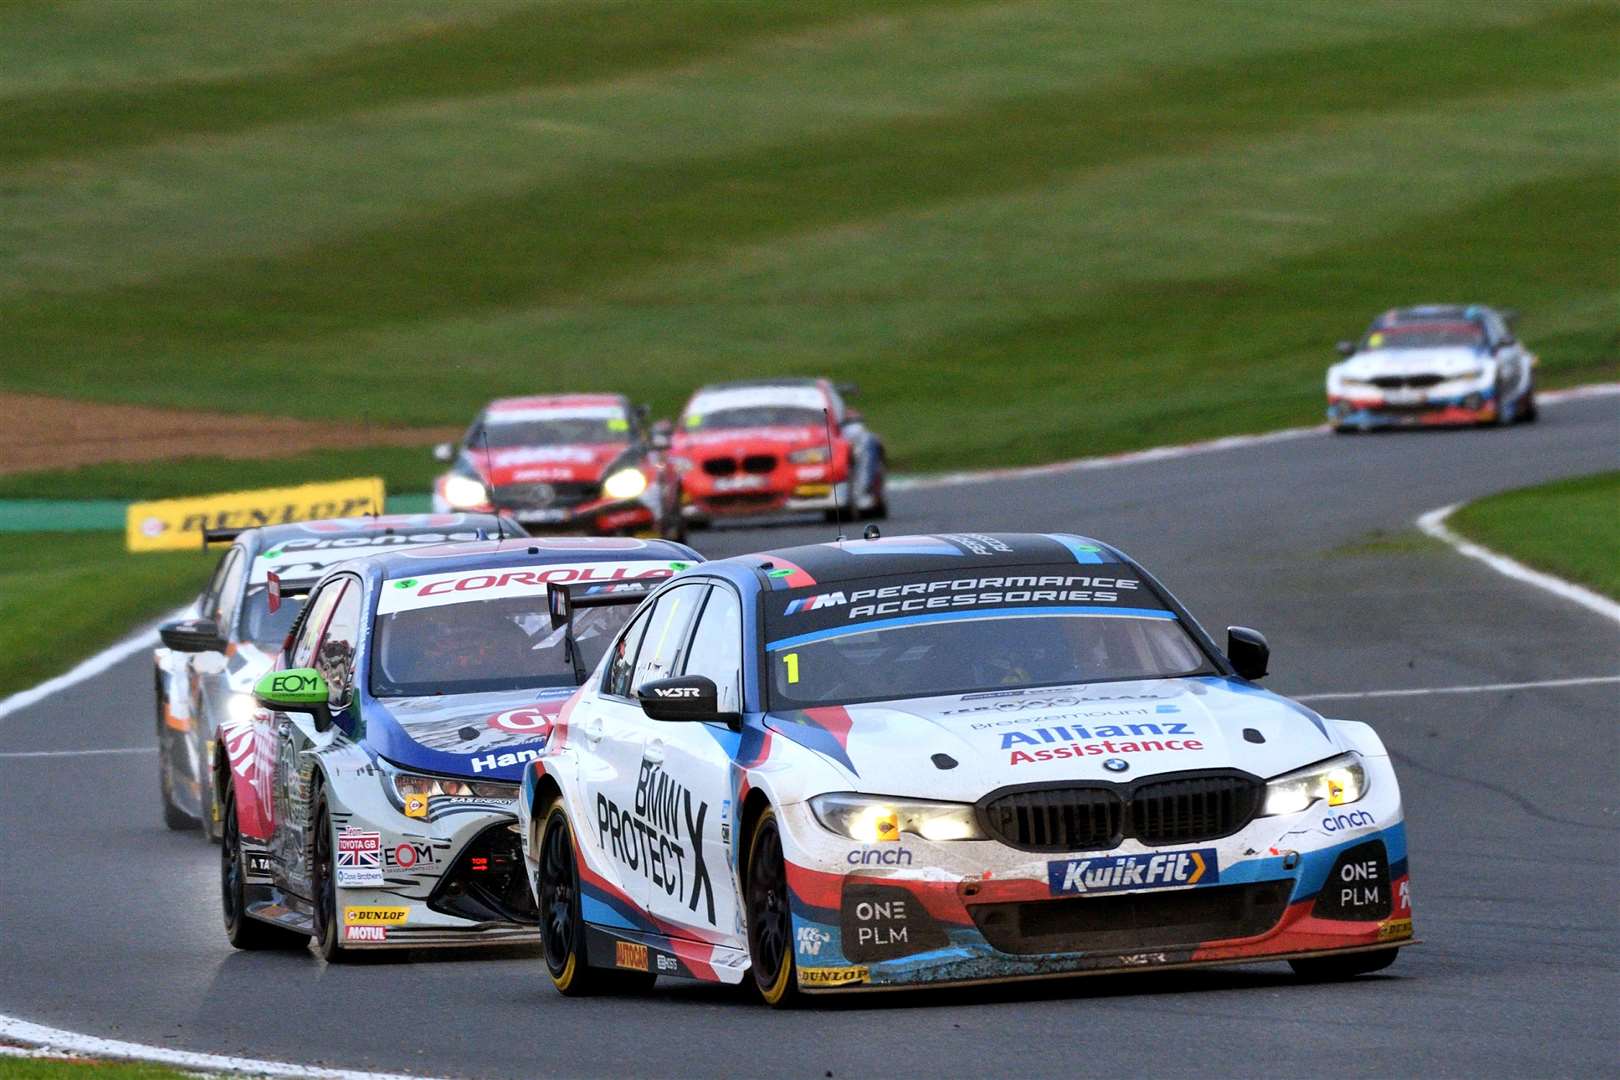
[221, 783, 308, 951]
[538, 798, 654, 995]
[310, 791, 358, 964]
[1288, 947, 1399, 981]
[156, 680, 199, 832]
[159, 730, 199, 832]
[1518, 389, 1538, 423]
[745, 807, 801, 1008]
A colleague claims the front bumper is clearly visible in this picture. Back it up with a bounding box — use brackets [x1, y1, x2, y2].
[683, 480, 849, 520]
[319, 799, 539, 949]
[502, 498, 656, 536]
[1327, 387, 1497, 429]
[777, 801, 1413, 991]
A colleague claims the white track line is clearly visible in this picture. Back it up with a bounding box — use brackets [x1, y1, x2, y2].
[889, 381, 1620, 493]
[1417, 504, 1620, 626]
[0, 746, 156, 759]
[0, 605, 185, 722]
[1297, 675, 1620, 701]
[0, 1015, 440, 1079]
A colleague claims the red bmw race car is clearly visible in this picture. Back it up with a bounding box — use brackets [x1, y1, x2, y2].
[432, 394, 684, 540]
[670, 378, 887, 528]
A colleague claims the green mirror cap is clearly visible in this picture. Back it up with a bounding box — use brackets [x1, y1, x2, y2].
[254, 667, 329, 707]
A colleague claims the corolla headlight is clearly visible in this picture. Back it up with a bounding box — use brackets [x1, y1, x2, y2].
[441, 473, 489, 509]
[1261, 752, 1367, 816]
[226, 691, 259, 725]
[602, 467, 649, 501]
[787, 447, 830, 465]
[810, 793, 986, 842]
[381, 762, 517, 805]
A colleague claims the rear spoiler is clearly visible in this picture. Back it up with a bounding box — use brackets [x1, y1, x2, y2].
[202, 527, 244, 548]
[547, 581, 657, 628]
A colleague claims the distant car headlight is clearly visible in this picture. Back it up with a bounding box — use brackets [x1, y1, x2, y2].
[810, 792, 986, 842]
[787, 447, 830, 465]
[602, 467, 649, 501]
[441, 473, 489, 509]
[226, 691, 259, 725]
[1261, 752, 1367, 816]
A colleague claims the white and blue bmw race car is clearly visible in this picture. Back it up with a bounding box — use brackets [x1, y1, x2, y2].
[518, 533, 1414, 1002]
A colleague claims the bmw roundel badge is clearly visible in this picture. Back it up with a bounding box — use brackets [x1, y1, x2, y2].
[1103, 758, 1129, 773]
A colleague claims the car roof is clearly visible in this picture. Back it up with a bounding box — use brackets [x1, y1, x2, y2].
[707, 532, 1130, 586]
[484, 393, 628, 413]
[1373, 304, 1492, 327]
[336, 536, 701, 582]
[239, 512, 515, 550]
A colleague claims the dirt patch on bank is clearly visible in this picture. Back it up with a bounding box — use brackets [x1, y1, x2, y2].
[0, 393, 459, 475]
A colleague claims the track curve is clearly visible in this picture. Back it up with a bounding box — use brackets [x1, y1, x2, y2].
[3, 396, 1616, 1078]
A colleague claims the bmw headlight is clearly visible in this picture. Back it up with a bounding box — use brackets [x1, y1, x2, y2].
[787, 447, 830, 464]
[810, 793, 986, 842]
[1261, 752, 1367, 816]
[441, 473, 489, 510]
[226, 691, 259, 725]
[602, 467, 649, 501]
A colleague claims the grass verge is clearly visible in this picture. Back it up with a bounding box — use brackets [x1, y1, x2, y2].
[1449, 471, 1620, 599]
[0, 533, 211, 698]
[0, 1059, 189, 1080]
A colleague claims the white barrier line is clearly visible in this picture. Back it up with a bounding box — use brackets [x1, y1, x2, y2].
[887, 381, 1620, 493]
[0, 1014, 442, 1080]
[0, 747, 157, 759]
[0, 606, 185, 722]
[1297, 675, 1620, 702]
[1417, 504, 1620, 626]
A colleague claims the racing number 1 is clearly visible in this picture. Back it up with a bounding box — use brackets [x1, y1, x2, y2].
[782, 652, 800, 685]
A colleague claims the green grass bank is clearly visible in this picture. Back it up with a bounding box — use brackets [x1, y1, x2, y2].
[1450, 471, 1620, 600]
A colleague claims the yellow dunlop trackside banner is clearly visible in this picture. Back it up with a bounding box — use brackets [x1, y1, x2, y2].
[126, 477, 386, 552]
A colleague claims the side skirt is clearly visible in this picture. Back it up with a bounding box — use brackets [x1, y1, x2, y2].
[581, 923, 747, 984]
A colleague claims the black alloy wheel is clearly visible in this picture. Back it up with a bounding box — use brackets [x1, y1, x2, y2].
[221, 783, 306, 950]
[311, 792, 355, 963]
[538, 798, 652, 995]
[746, 808, 799, 1007]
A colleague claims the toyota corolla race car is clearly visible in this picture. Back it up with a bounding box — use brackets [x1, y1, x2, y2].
[217, 536, 699, 959]
[154, 513, 523, 838]
[1327, 305, 1537, 431]
[518, 533, 1413, 1002]
[432, 394, 684, 539]
[670, 378, 886, 527]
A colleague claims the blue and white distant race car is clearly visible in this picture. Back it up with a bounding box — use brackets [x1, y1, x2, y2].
[517, 533, 1415, 1003]
[1326, 304, 1537, 431]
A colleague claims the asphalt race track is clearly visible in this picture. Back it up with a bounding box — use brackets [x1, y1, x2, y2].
[3, 396, 1616, 1079]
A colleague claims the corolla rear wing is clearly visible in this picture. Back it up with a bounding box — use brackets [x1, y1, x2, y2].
[547, 581, 658, 683]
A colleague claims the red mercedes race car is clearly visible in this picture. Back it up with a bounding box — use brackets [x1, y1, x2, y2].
[669, 378, 887, 529]
[432, 394, 684, 541]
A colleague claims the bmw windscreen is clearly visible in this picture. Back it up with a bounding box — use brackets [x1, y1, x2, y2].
[764, 564, 1214, 708]
[1361, 322, 1485, 350]
[371, 574, 635, 697]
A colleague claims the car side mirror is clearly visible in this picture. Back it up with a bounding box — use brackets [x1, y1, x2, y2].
[842, 409, 864, 427]
[159, 617, 227, 654]
[637, 676, 739, 727]
[649, 419, 673, 450]
[432, 442, 456, 463]
[1335, 340, 1356, 358]
[1497, 335, 1516, 348]
[253, 667, 334, 732]
[835, 381, 859, 398]
[1226, 626, 1270, 681]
